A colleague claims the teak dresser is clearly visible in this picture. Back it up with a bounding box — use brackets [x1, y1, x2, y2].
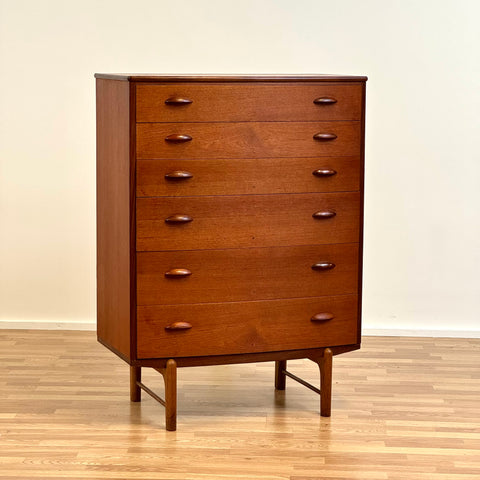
[95, 73, 367, 431]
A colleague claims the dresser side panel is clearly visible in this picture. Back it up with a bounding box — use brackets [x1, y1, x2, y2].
[356, 81, 367, 345]
[96, 78, 132, 360]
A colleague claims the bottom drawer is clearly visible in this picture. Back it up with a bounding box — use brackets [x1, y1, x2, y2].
[137, 295, 358, 358]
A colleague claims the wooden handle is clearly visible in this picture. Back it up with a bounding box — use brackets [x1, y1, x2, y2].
[313, 133, 337, 141]
[165, 214, 193, 224]
[312, 211, 336, 219]
[311, 262, 336, 271]
[313, 97, 337, 105]
[164, 268, 192, 278]
[165, 321, 192, 331]
[165, 97, 193, 105]
[165, 170, 193, 180]
[311, 313, 334, 322]
[313, 169, 337, 177]
[165, 134, 192, 143]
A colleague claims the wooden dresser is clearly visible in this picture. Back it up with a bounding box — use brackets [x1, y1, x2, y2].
[95, 74, 367, 430]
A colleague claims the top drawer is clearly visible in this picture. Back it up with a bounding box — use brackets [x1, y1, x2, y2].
[136, 83, 362, 122]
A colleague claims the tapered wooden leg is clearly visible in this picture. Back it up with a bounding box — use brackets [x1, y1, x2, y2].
[318, 348, 333, 417]
[130, 366, 141, 402]
[162, 359, 177, 431]
[275, 360, 287, 390]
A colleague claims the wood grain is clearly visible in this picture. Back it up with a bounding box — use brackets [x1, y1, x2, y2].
[96, 75, 367, 431]
[136, 156, 361, 197]
[95, 73, 368, 81]
[137, 243, 359, 305]
[156, 359, 177, 431]
[356, 81, 367, 346]
[136, 121, 361, 159]
[96, 78, 132, 360]
[129, 366, 141, 401]
[136, 192, 360, 251]
[1, 330, 479, 480]
[136, 83, 362, 122]
[137, 295, 358, 358]
[138, 344, 360, 368]
[318, 347, 333, 416]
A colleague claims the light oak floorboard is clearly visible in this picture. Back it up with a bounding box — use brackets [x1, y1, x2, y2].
[0, 331, 479, 479]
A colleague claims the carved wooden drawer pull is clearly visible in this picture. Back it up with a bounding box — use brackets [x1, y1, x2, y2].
[165, 214, 193, 224]
[312, 211, 336, 219]
[313, 133, 337, 141]
[165, 97, 193, 105]
[312, 169, 337, 177]
[164, 268, 192, 278]
[165, 322, 193, 331]
[311, 313, 334, 322]
[165, 134, 192, 143]
[311, 262, 336, 271]
[165, 170, 193, 180]
[313, 97, 337, 105]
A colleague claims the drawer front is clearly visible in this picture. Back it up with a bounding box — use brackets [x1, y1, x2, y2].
[137, 243, 359, 305]
[136, 121, 361, 159]
[137, 156, 361, 197]
[137, 294, 358, 358]
[137, 192, 360, 251]
[136, 83, 362, 122]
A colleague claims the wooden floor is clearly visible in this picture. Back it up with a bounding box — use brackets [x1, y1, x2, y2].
[0, 331, 479, 479]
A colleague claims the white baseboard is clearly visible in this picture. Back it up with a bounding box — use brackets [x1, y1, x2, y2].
[363, 328, 480, 338]
[0, 320, 479, 338]
[0, 320, 96, 331]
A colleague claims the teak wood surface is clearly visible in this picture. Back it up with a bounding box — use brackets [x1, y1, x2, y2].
[137, 243, 359, 305]
[2, 330, 479, 480]
[136, 83, 363, 122]
[136, 121, 361, 159]
[137, 294, 358, 358]
[136, 156, 361, 197]
[136, 192, 360, 251]
[96, 78, 132, 359]
[96, 74, 367, 430]
[95, 73, 368, 82]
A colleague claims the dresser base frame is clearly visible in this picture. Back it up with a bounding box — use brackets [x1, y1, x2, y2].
[130, 360, 178, 431]
[129, 346, 347, 431]
[275, 347, 333, 417]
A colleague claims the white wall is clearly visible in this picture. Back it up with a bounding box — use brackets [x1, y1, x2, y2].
[1, 0, 479, 335]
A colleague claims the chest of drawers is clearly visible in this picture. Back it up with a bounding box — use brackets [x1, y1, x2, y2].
[95, 74, 367, 431]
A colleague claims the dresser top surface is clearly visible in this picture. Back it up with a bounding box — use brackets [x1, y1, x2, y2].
[94, 73, 367, 82]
